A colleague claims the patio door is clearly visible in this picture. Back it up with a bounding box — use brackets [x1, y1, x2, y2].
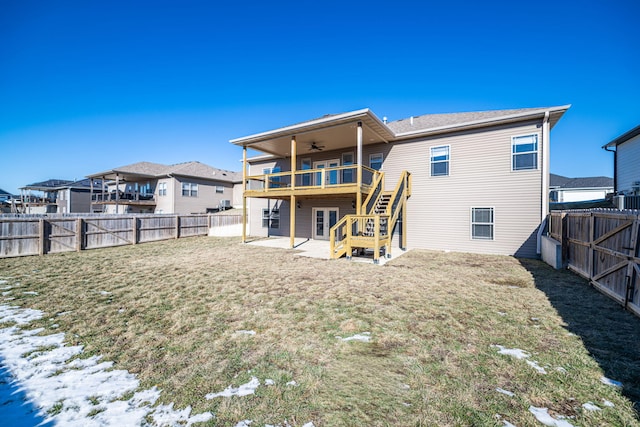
[313, 159, 340, 186]
[313, 207, 339, 240]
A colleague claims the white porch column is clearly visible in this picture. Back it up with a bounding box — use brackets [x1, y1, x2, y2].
[356, 121, 363, 215]
[242, 146, 247, 243]
[290, 136, 297, 248]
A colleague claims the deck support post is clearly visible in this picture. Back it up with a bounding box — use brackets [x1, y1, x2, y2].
[115, 173, 120, 214]
[242, 146, 247, 243]
[290, 136, 297, 248]
[356, 121, 363, 215]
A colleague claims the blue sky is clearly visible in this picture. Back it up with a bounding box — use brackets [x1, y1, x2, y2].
[1, 0, 638, 194]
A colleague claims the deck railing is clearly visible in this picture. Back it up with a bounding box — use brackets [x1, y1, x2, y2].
[246, 165, 380, 193]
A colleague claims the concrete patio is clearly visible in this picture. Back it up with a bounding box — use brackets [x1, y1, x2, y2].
[246, 237, 408, 265]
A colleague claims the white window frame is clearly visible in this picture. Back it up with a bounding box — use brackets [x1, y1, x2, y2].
[511, 134, 539, 171]
[158, 182, 167, 197]
[342, 152, 355, 183]
[430, 145, 450, 177]
[262, 208, 280, 229]
[471, 207, 494, 240]
[181, 182, 198, 197]
[215, 185, 224, 194]
[369, 153, 383, 171]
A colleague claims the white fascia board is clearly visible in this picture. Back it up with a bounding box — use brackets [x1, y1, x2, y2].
[230, 108, 377, 146]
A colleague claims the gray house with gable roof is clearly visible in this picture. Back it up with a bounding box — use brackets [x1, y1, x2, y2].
[87, 161, 242, 214]
[232, 105, 570, 259]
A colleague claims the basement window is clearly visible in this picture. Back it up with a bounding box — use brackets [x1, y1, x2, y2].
[262, 208, 280, 229]
[471, 207, 494, 240]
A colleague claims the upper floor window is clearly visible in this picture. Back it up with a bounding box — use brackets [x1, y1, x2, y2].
[370, 153, 383, 171]
[430, 145, 450, 176]
[215, 185, 224, 194]
[181, 182, 198, 197]
[342, 152, 354, 183]
[512, 134, 538, 171]
[158, 182, 167, 197]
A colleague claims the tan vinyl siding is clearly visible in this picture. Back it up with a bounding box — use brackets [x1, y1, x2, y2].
[172, 177, 235, 215]
[155, 178, 172, 213]
[382, 121, 543, 257]
[617, 134, 640, 193]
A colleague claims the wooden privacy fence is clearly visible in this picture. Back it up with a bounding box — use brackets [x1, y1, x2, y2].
[549, 209, 640, 317]
[0, 214, 244, 258]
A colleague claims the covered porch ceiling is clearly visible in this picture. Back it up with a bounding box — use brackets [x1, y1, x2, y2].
[230, 109, 394, 157]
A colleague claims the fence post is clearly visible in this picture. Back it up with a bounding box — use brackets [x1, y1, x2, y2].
[175, 215, 180, 239]
[76, 218, 83, 251]
[588, 212, 595, 281]
[132, 216, 138, 245]
[39, 219, 45, 256]
[561, 213, 568, 266]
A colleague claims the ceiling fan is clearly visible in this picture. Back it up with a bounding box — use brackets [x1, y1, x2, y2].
[309, 142, 325, 151]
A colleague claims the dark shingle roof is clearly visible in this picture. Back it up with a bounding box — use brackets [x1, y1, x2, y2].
[387, 107, 558, 134]
[21, 179, 74, 190]
[89, 161, 241, 183]
[550, 174, 613, 189]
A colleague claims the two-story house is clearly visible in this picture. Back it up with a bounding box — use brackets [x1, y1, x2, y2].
[18, 179, 102, 214]
[87, 161, 241, 214]
[231, 105, 570, 260]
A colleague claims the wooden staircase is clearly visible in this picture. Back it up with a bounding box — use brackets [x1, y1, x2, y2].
[330, 171, 411, 263]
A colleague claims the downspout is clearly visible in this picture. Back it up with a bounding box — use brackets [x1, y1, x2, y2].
[604, 145, 617, 192]
[537, 111, 550, 255]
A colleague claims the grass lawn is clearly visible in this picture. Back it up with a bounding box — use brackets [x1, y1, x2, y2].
[1, 236, 639, 426]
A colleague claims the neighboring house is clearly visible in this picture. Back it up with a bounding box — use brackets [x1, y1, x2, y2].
[17, 179, 102, 214]
[0, 188, 16, 213]
[231, 105, 570, 259]
[549, 174, 613, 203]
[603, 124, 640, 195]
[86, 161, 241, 214]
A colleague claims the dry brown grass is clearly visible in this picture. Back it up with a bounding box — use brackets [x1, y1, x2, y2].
[1, 236, 639, 426]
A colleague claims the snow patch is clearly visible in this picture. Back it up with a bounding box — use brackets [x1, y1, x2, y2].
[603, 399, 615, 407]
[0, 305, 43, 324]
[0, 304, 212, 426]
[600, 376, 622, 388]
[235, 330, 257, 336]
[528, 406, 574, 427]
[264, 379, 275, 386]
[286, 380, 298, 387]
[526, 360, 547, 374]
[206, 377, 260, 399]
[503, 421, 517, 427]
[492, 345, 547, 374]
[581, 402, 601, 411]
[337, 332, 371, 342]
[497, 311, 507, 316]
[150, 403, 214, 426]
[496, 388, 515, 397]
[23, 291, 38, 295]
[99, 291, 111, 296]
